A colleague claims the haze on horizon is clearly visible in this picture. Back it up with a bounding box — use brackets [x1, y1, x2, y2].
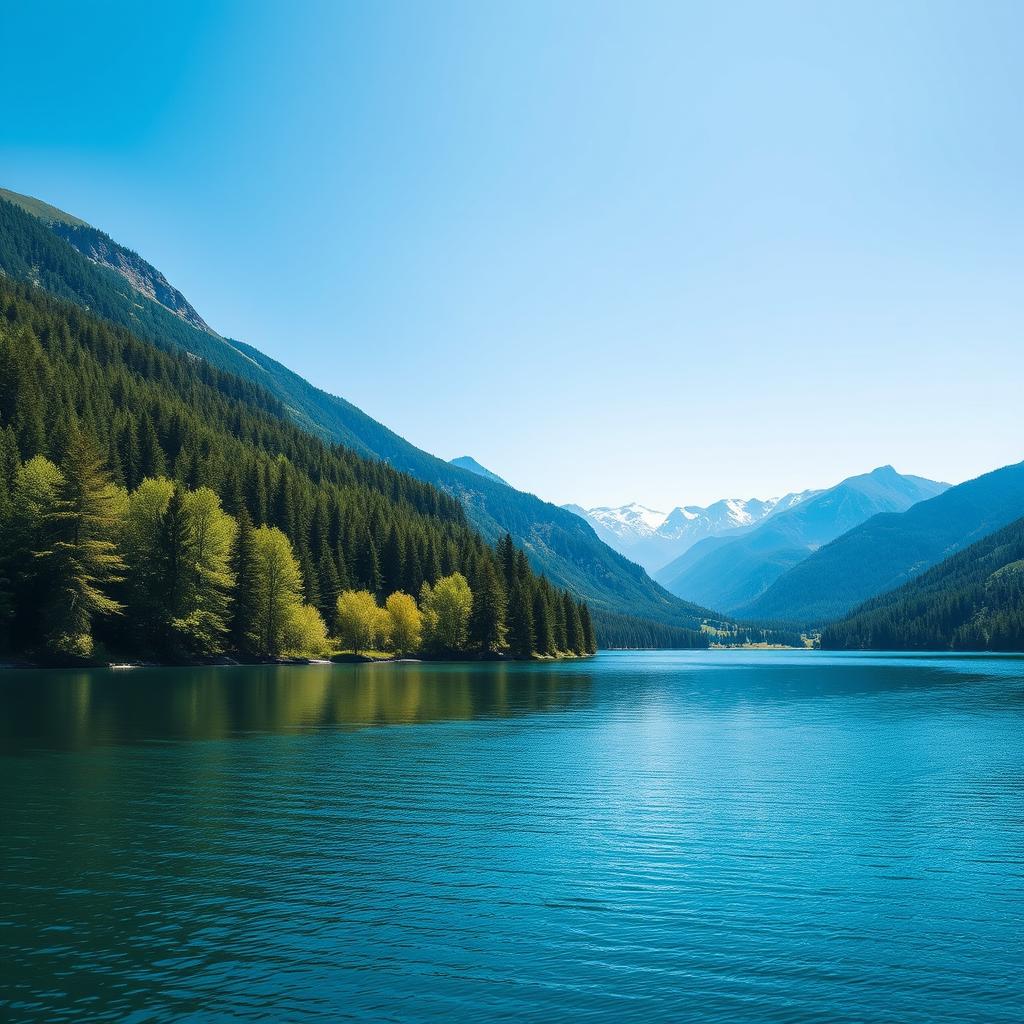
[3, 1, 1023, 510]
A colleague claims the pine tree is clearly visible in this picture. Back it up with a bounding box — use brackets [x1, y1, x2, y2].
[579, 600, 597, 654]
[380, 526, 404, 596]
[355, 531, 382, 595]
[229, 509, 259, 655]
[316, 551, 341, 630]
[564, 591, 584, 654]
[155, 485, 190, 648]
[507, 580, 535, 658]
[532, 584, 555, 656]
[38, 432, 124, 658]
[470, 558, 507, 653]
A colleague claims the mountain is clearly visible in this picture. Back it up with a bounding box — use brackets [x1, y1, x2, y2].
[743, 460, 1024, 624]
[568, 492, 816, 572]
[448, 456, 509, 487]
[656, 467, 948, 614]
[0, 187, 716, 637]
[820, 515, 1024, 650]
[0, 277, 596, 661]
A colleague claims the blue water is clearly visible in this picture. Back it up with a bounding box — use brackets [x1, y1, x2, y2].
[1, 651, 1023, 1022]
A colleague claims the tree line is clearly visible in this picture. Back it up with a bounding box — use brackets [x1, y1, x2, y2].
[0, 279, 595, 662]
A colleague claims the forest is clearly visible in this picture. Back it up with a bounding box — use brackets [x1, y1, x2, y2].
[0, 280, 596, 664]
[820, 516, 1024, 651]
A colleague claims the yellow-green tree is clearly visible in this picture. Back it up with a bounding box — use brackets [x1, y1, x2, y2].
[336, 589, 385, 655]
[385, 591, 422, 656]
[420, 573, 472, 654]
[250, 525, 305, 657]
[284, 603, 330, 658]
[121, 480, 237, 657]
[176, 487, 237, 655]
[6, 455, 64, 651]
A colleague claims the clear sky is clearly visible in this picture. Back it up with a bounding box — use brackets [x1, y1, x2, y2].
[4, 1, 1023, 509]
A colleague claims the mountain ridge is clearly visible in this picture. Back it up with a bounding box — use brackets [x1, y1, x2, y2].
[0, 187, 719, 636]
[567, 491, 818, 572]
[655, 466, 949, 613]
[742, 459, 1024, 623]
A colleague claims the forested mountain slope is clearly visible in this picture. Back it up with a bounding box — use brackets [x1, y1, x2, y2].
[821, 516, 1024, 650]
[745, 460, 1024, 624]
[0, 189, 714, 633]
[0, 279, 596, 659]
[656, 467, 946, 613]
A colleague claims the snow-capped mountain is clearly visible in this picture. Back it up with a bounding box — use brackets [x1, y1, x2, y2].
[566, 491, 819, 573]
[582, 502, 669, 539]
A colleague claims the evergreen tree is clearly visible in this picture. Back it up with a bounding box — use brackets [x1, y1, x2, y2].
[155, 485, 190, 649]
[532, 584, 555, 656]
[563, 591, 584, 654]
[469, 559, 507, 653]
[38, 432, 124, 658]
[379, 526, 404, 596]
[229, 509, 259, 655]
[506, 580, 535, 658]
[579, 600, 597, 654]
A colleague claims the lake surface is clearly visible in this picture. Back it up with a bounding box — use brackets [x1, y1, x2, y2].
[2, 651, 1023, 1022]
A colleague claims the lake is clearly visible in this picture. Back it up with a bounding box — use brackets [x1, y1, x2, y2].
[2, 651, 1022, 1022]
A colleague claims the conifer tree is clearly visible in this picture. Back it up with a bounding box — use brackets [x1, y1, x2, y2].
[506, 580, 535, 658]
[380, 526, 404, 596]
[470, 559, 507, 653]
[563, 591, 584, 654]
[579, 601, 597, 654]
[38, 432, 124, 658]
[229, 509, 259, 655]
[316, 551, 341, 629]
[532, 585, 555, 656]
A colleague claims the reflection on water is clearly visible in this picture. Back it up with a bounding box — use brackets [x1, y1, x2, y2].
[0, 661, 596, 752]
[1, 651, 1023, 1023]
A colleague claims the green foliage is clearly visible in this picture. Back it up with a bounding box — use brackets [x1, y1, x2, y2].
[0, 193, 713, 638]
[420, 574, 473, 655]
[590, 609, 709, 650]
[36, 432, 125, 658]
[248, 526, 305, 657]
[0, 270, 598, 662]
[284, 603, 330, 659]
[384, 591, 422, 656]
[336, 590, 387, 656]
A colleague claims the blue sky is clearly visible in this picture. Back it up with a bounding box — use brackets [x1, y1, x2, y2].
[4, 1, 1023, 508]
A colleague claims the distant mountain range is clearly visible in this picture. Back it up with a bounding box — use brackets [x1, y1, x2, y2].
[565, 493, 816, 572]
[654, 467, 949, 613]
[744, 459, 1024, 623]
[0, 186, 716, 641]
